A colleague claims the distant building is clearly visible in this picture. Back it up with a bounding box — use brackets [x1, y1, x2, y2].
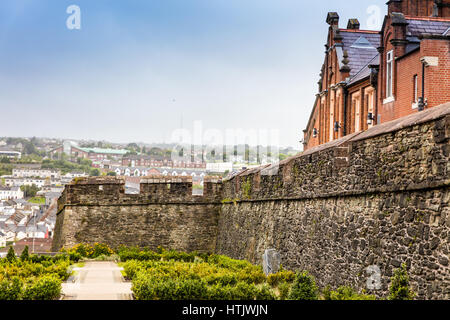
[12, 168, 60, 179]
[4, 177, 47, 188]
[206, 162, 233, 174]
[0, 187, 24, 200]
[0, 150, 21, 159]
[50, 143, 128, 161]
[122, 155, 206, 169]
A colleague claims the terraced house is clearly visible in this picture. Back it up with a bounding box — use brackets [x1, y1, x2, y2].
[303, 0, 450, 150]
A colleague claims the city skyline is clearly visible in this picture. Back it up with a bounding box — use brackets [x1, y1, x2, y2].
[0, 0, 384, 148]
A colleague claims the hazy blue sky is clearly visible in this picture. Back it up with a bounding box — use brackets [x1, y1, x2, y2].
[0, 0, 385, 148]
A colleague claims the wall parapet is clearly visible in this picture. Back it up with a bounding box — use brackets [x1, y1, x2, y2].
[222, 103, 450, 202]
[57, 176, 223, 212]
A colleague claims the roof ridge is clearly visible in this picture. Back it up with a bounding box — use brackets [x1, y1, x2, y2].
[404, 15, 450, 22]
[339, 29, 380, 34]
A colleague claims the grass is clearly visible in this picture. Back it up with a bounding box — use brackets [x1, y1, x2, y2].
[28, 197, 46, 204]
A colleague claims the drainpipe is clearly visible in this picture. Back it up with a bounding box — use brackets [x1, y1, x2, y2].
[418, 61, 426, 111]
[343, 86, 348, 136]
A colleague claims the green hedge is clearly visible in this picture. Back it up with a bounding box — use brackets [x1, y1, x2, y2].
[0, 249, 77, 300]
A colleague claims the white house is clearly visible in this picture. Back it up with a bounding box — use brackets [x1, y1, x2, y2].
[12, 168, 60, 179]
[0, 231, 7, 247]
[0, 187, 24, 200]
[4, 177, 46, 188]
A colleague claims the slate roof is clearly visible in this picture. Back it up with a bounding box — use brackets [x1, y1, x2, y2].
[348, 54, 380, 85]
[406, 18, 450, 37]
[340, 30, 381, 78]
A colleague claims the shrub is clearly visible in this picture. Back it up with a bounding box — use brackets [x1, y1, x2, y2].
[278, 282, 291, 300]
[175, 278, 209, 300]
[0, 277, 23, 300]
[324, 286, 376, 300]
[91, 243, 115, 258]
[6, 247, 16, 263]
[122, 260, 145, 280]
[22, 275, 62, 300]
[132, 273, 178, 300]
[256, 284, 276, 300]
[288, 271, 319, 300]
[63, 243, 114, 259]
[389, 264, 415, 300]
[228, 282, 258, 300]
[267, 270, 296, 287]
[20, 246, 30, 261]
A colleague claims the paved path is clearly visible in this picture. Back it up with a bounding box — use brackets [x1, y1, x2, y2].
[62, 261, 133, 300]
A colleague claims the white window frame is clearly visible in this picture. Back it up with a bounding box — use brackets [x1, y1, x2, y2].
[384, 50, 394, 103]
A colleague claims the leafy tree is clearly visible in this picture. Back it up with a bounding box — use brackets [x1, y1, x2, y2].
[288, 271, 319, 300]
[0, 157, 10, 164]
[90, 168, 101, 177]
[21, 184, 40, 198]
[389, 264, 415, 300]
[20, 246, 30, 261]
[107, 172, 117, 176]
[6, 246, 16, 263]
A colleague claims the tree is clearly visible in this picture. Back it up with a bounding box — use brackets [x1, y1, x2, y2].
[90, 168, 101, 177]
[6, 246, 16, 263]
[107, 172, 117, 176]
[20, 246, 30, 261]
[20, 184, 40, 198]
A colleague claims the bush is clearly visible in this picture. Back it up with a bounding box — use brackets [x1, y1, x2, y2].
[0, 277, 23, 300]
[323, 286, 376, 300]
[288, 271, 319, 300]
[63, 243, 114, 259]
[22, 275, 62, 300]
[278, 282, 291, 300]
[389, 264, 415, 300]
[175, 278, 209, 300]
[133, 273, 178, 300]
[228, 282, 258, 300]
[256, 284, 276, 300]
[267, 270, 296, 287]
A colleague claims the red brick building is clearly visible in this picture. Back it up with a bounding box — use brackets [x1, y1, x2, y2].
[304, 0, 450, 150]
[122, 155, 206, 169]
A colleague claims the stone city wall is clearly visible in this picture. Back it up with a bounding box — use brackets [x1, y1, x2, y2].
[216, 103, 450, 299]
[52, 176, 222, 253]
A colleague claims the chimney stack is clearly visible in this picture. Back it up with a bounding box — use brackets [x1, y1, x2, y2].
[347, 19, 360, 30]
[326, 12, 339, 26]
[390, 12, 409, 57]
[387, 0, 403, 14]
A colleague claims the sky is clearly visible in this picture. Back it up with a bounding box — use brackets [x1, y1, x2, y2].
[0, 0, 386, 149]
